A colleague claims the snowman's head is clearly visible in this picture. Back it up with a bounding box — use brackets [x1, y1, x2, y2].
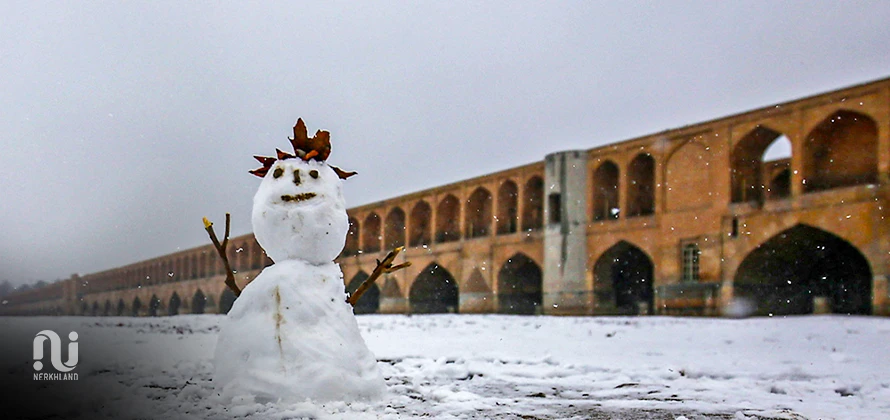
[249, 119, 356, 264]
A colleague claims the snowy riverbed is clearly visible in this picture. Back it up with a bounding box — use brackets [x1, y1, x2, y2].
[1, 314, 888, 419]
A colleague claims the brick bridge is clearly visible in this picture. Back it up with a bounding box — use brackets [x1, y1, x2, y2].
[5, 77, 890, 317]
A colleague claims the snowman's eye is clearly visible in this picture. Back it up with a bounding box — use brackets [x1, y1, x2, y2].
[272, 167, 284, 179]
[293, 169, 301, 186]
[309, 170, 319, 179]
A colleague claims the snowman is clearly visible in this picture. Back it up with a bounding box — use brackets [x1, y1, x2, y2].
[212, 119, 386, 402]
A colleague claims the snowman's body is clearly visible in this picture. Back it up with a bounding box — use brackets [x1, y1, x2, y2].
[213, 157, 385, 402]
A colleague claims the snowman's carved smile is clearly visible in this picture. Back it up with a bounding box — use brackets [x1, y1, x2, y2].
[280, 192, 317, 203]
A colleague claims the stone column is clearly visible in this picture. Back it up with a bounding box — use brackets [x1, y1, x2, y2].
[543, 150, 591, 315]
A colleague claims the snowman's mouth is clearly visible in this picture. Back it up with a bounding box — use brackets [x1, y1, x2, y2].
[280, 193, 317, 203]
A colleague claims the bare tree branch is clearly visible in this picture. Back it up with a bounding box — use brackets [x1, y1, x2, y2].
[203, 213, 242, 297]
[347, 246, 411, 306]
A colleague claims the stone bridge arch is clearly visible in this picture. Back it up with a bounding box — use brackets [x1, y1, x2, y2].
[522, 176, 544, 231]
[627, 153, 656, 217]
[168, 292, 182, 316]
[496, 180, 519, 234]
[731, 126, 791, 205]
[436, 194, 461, 243]
[347, 271, 379, 314]
[384, 207, 406, 249]
[733, 224, 872, 315]
[593, 160, 620, 221]
[131, 297, 142, 317]
[191, 289, 208, 314]
[148, 294, 162, 317]
[362, 212, 381, 253]
[409, 200, 432, 247]
[592, 240, 654, 315]
[497, 253, 543, 315]
[803, 110, 878, 192]
[410, 263, 459, 314]
[465, 187, 493, 238]
[218, 289, 237, 314]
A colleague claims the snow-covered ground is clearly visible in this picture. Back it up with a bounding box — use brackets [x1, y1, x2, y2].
[1, 314, 888, 419]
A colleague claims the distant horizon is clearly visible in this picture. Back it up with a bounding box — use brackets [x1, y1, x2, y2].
[3, 1, 889, 285]
[4, 73, 885, 290]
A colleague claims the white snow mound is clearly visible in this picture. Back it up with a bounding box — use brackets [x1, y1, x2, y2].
[213, 259, 386, 402]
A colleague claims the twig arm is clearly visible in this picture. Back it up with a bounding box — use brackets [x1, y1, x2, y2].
[347, 246, 411, 306]
[203, 214, 242, 297]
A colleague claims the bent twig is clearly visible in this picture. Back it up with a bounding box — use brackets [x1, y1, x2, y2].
[203, 213, 242, 297]
[347, 246, 411, 306]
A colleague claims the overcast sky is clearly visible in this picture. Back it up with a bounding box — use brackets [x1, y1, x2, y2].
[1, 1, 889, 285]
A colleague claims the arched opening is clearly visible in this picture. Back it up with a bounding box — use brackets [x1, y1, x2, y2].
[734, 224, 872, 315]
[91, 302, 99, 316]
[80, 302, 88, 316]
[347, 271, 379, 314]
[117, 299, 126, 316]
[132, 297, 142, 317]
[344, 217, 359, 256]
[804, 110, 878, 192]
[384, 207, 406, 250]
[497, 181, 519, 234]
[731, 127, 791, 204]
[763, 135, 792, 161]
[103, 300, 112, 316]
[219, 289, 237, 314]
[497, 254, 543, 315]
[409, 201, 432, 247]
[362, 213, 382, 253]
[465, 187, 493, 238]
[766, 168, 791, 200]
[436, 195, 461, 243]
[593, 241, 654, 315]
[192, 289, 207, 314]
[168, 292, 181, 316]
[148, 294, 162, 317]
[593, 161, 620, 221]
[522, 176, 544, 231]
[627, 154, 655, 217]
[410, 263, 459, 314]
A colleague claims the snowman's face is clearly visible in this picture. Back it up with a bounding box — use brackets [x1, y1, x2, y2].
[251, 158, 349, 264]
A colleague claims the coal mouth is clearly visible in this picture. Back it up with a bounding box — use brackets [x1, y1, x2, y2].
[280, 192, 317, 203]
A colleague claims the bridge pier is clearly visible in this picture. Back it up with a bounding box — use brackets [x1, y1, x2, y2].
[379, 296, 409, 314]
[459, 292, 495, 313]
[543, 151, 591, 316]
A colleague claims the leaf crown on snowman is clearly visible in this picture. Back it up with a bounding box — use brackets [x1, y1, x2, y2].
[249, 118, 357, 180]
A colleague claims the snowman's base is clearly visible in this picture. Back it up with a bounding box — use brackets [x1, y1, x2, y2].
[213, 259, 385, 402]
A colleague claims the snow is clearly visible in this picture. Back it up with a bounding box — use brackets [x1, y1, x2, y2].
[214, 260, 385, 402]
[2, 314, 888, 419]
[251, 158, 348, 264]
